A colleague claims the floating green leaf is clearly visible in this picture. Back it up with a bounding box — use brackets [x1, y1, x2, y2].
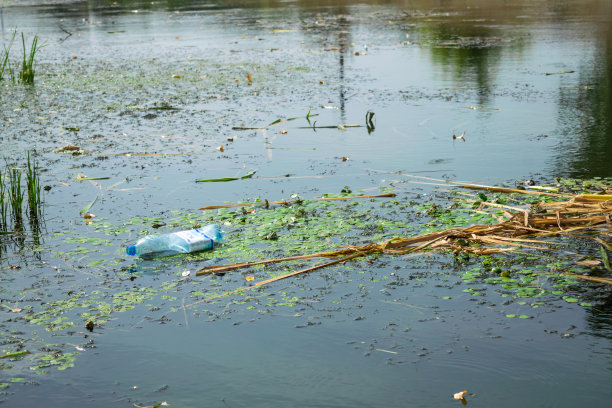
[80, 194, 98, 214]
[0, 350, 30, 359]
[600, 245, 611, 271]
[195, 169, 257, 183]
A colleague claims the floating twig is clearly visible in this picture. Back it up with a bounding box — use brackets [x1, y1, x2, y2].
[545, 70, 575, 76]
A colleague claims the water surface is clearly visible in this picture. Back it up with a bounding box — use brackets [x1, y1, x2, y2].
[0, 1, 611, 407]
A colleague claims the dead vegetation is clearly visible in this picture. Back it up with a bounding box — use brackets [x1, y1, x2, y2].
[197, 186, 612, 287]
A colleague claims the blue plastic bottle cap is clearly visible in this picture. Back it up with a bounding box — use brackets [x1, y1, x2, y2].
[126, 245, 136, 256]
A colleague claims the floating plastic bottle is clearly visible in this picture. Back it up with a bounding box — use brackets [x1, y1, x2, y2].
[126, 224, 223, 258]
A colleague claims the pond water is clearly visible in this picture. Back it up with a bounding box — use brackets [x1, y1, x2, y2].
[0, 0, 611, 407]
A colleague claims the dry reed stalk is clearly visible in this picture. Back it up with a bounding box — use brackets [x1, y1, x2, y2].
[197, 191, 612, 285]
[454, 183, 570, 197]
[198, 192, 396, 210]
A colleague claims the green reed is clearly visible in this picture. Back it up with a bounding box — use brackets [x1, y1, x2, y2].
[0, 169, 6, 231]
[0, 30, 17, 82]
[19, 33, 39, 84]
[8, 167, 24, 229]
[26, 152, 42, 219]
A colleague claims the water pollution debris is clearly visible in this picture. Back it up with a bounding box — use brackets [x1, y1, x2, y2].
[54, 144, 89, 155]
[453, 131, 466, 141]
[198, 192, 396, 210]
[126, 224, 223, 259]
[453, 390, 468, 405]
[197, 182, 612, 287]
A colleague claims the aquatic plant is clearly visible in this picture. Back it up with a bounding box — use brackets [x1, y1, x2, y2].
[0, 30, 17, 82]
[7, 166, 24, 229]
[0, 169, 6, 231]
[26, 151, 42, 219]
[19, 33, 39, 84]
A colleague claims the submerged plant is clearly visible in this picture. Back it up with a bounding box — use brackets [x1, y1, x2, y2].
[19, 33, 40, 85]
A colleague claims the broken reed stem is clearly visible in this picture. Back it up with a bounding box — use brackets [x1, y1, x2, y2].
[189, 252, 368, 306]
[199, 192, 396, 210]
[394, 173, 573, 198]
[564, 273, 612, 285]
[453, 183, 570, 198]
[254, 252, 366, 286]
[196, 252, 338, 276]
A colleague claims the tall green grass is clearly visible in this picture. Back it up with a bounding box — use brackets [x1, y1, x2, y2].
[19, 33, 39, 84]
[26, 152, 42, 220]
[8, 167, 24, 230]
[0, 169, 6, 231]
[0, 30, 17, 82]
[0, 153, 44, 232]
[1, 31, 42, 84]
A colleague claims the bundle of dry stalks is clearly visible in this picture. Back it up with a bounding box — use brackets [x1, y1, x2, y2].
[196, 190, 612, 287]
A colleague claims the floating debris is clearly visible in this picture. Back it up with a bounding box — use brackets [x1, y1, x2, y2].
[54, 144, 88, 155]
[197, 189, 612, 288]
[453, 131, 466, 142]
[545, 70, 575, 76]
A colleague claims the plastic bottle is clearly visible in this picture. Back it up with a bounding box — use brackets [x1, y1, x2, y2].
[126, 224, 223, 258]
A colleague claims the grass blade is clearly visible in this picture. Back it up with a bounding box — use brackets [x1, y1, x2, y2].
[26, 151, 42, 219]
[80, 195, 98, 215]
[0, 169, 6, 230]
[240, 169, 257, 179]
[601, 245, 611, 271]
[1, 30, 17, 81]
[195, 169, 257, 183]
[7, 167, 23, 230]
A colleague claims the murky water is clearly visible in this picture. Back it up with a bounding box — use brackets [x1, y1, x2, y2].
[1, 0, 611, 407]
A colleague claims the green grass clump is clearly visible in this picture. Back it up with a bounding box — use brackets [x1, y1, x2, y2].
[0, 170, 6, 231]
[8, 167, 24, 230]
[0, 30, 17, 82]
[0, 153, 44, 232]
[19, 33, 39, 84]
[0, 31, 41, 84]
[26, 152, 42, 220]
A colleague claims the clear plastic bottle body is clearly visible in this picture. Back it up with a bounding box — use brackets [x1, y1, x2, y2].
[126, 224, 223, 258]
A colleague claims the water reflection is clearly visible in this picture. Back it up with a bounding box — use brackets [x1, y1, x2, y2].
[555, 17, 612, 177]
[586, 293, 612, 340]
[416, 17, 512, 103]
[2, 0, 610, 181]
